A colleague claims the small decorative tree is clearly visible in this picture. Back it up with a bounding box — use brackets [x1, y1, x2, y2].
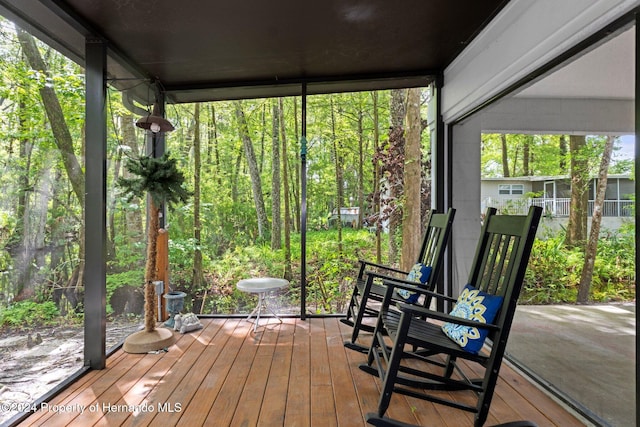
[119, 152, 191, 352]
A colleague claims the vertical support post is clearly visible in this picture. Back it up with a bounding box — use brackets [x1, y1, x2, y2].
[300, 83, 308, 320]
[428, 75, 450, 310]
[444, 121, 454, 307]
[634, 14, 639, 427]
[430, 75, 445, 214]
[84, 37, 107, 369]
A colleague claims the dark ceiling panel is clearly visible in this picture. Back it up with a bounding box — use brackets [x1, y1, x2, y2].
[2, 0, 508, 103]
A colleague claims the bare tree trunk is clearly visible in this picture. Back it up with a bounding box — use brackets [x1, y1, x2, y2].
[231, 145, 242, 204]
[49, 169, 69, 300]
[271, 99, 282, 250]
[565, 135, 588, 249]
[121, 114, 144, 248]
[501, 134, 510, 177]
[234, 101, 269, 240]
[108, 115, 123, 262]
[400, 88, 422, 271]
[387, 89, 406, 264]
[15, 156, 54, 301]
[108, 113, 142, 262]
[357, 105, 364, 228]
[292, 98, 301, 232]
[209, 104, 222, 186]
[512, 147, 520, 176]
[9, 97, 34, 300]
[17, 27, 85, 304]
[279, 98, 293, 280]
[559, 135, 568, 172]
[523, 135, 531, 176]
[16, 28, 85, 205]
[371, 91, 382, 264]
[259, 103, 267, 173]
[577, 136, 615, 303]
[193, 103, 205, 293]
[330, 95, 343, 254]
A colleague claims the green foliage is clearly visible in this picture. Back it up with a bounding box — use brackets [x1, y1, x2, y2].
[190, 244, 281, 314]
[482, 134, 570, 177]
[522, 233, 581, 303]
[110, 231, 145, 270]
[522, 226, 635, 304]
[173, 228, 385, 315]
[294, 229, 382, 313]
[0, 301, 60, 329]
[498, 198, 533, 215]
[106, 269, 144, 314]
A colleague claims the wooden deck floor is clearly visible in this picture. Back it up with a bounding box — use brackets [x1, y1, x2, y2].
[16, 318, 585, 427]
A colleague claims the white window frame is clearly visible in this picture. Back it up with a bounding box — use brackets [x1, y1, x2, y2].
[498, 184, 524, 195]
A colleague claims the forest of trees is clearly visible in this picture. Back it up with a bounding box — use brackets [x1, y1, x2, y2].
[0, 21, 635, 331]
[0, 21, 436, 322]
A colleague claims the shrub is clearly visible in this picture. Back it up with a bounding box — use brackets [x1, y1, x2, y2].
[0, 301, 60, 329]
[522, 227, 635, 304]
[106, 269, 144, 315]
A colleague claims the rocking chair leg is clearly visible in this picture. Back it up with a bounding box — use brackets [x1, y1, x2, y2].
[444, 355, 457, 378]
[366, 330, 380, 366]
[350, 306, 364, 343]
[377, 314, 410, 417]
[377, 346, 403, 416]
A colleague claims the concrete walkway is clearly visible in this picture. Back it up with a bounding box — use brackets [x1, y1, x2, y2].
[507, 303, 636, 427]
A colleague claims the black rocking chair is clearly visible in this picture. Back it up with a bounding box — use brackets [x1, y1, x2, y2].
[360, 206, 542, 427]
[341, 208, 455, 353]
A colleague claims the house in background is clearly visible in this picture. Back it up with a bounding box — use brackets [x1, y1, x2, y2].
[482, 173, 634, 230]
[327, 207, 360, 228]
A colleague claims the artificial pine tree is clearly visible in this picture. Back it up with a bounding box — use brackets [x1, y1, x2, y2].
[119, 152, 191, 351]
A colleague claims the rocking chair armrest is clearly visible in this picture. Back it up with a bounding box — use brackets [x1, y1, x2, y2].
[396, 302, 501, 332]
[363, 270, 412, 285]
[382, 278, 457, 304]
[358, 259, 408, 276]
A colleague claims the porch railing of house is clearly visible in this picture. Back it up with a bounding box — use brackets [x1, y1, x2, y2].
[482, 197, 634, 217]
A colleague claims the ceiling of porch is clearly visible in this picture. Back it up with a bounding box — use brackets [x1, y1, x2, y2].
[515, 25, 634, 100]
[0, 0, 508, 105]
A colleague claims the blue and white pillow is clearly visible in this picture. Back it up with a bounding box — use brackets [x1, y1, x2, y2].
[396, 263, 432, 304]
[441, 284, 503, 354]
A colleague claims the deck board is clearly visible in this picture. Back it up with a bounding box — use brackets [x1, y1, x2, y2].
[257, 320, 294, 426]
[285, 318, 312, 427]
[15, 317, 585, 427]
[326, 319, 365, 427]
[230, 319, 280, 427]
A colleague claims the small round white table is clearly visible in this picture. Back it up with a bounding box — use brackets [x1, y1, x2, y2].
[236, 277, 289, 331]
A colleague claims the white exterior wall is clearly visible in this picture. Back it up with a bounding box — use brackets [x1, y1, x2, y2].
[481, 180, 532, 201]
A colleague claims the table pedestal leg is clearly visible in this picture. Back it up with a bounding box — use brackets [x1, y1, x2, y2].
[245, 291, 283, 332]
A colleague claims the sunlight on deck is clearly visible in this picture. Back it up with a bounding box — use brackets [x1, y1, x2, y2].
[14, 318, 585, 427]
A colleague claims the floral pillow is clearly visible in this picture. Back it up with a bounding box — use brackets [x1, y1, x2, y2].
[441, 284, 503, 354]
[396, 263, 432, 304]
